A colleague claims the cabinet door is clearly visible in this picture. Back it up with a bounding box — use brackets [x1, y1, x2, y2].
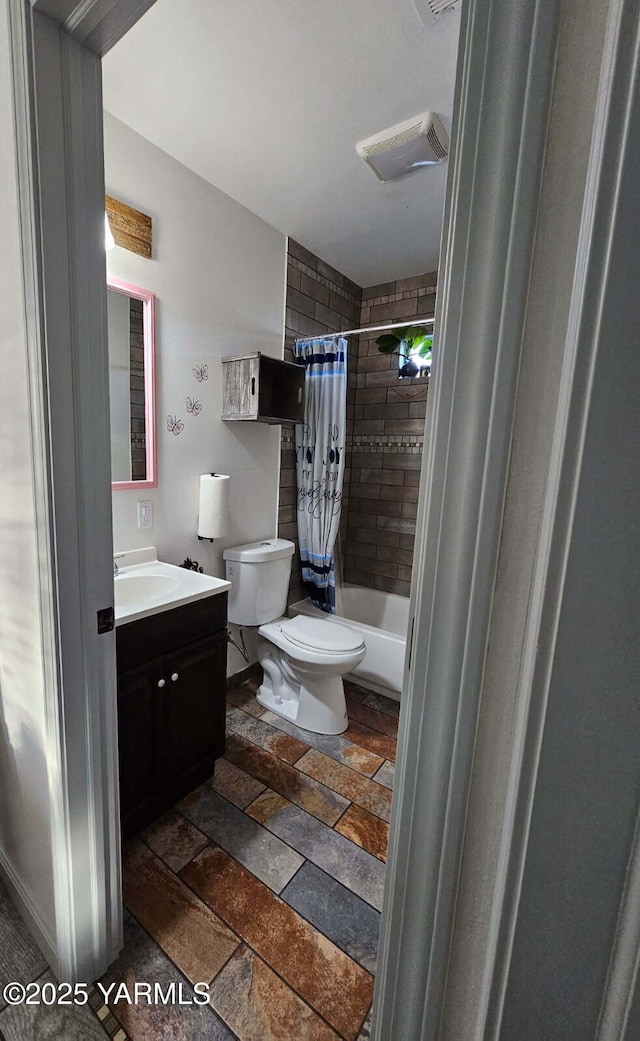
[117, 659, 163, 838]
[161, 632, 227, 803]
[222, 356, 259, 419]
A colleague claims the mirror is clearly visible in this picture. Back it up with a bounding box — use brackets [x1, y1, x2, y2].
[107, 277, 156, 489]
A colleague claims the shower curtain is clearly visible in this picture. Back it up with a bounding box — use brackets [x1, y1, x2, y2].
[293, 336, 347, 613]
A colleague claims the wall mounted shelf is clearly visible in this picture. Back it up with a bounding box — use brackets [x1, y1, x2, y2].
[222, 351, 304, 424]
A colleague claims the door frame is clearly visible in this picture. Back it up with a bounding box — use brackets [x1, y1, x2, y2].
[4, 0, 127, 981]
[5, 0, 639, 1030]
[377, 0, 640, 1037]
[375, 0, 563, 1034]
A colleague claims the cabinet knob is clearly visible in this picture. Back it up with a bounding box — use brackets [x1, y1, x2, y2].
[157, 678, 166, 688]
[171, 672, 179, 682]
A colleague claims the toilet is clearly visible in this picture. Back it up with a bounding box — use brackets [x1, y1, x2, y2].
[223, 538, 365, 735]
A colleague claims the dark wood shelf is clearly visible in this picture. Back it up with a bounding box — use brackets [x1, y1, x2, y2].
[222, 351, 305, 424]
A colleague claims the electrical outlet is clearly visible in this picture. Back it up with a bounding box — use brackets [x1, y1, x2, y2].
[137, 500, 153, 529]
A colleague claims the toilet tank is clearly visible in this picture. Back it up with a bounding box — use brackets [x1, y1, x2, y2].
[223, 538, 295, 625]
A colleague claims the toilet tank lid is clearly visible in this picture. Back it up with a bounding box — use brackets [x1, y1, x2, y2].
[223, 538, 295, 563]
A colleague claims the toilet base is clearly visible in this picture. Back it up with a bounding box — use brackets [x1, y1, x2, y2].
[257, 641, 348, 735]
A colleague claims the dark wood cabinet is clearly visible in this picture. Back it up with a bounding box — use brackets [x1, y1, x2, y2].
[116, 594, 227, 838]
[117, 660, 162, 838]
[162, 633, 227, 804]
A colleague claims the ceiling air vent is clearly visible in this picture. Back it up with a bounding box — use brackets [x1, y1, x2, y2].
[356, 113, 449, 183]
[426, 122, 448, 160]
[429, 0, 461, 15]
[412, 0, 461, 25]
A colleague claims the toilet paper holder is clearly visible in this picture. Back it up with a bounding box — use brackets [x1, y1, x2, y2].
[197, 472, 230, 542]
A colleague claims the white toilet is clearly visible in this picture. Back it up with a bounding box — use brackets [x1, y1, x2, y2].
[223, 538, 365, 735]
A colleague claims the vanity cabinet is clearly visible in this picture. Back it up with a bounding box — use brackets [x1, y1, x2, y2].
[222, 351, 305, 424]
[116, 594, 227, 838]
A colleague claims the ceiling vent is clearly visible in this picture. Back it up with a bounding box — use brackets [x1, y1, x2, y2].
[413, 0, 462, 23]
[427, 0, 461, 16]
[356, 113, 449, 183]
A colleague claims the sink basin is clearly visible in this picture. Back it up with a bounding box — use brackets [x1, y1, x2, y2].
[114, 573, 180, 609]
[112, 548, 232, 626]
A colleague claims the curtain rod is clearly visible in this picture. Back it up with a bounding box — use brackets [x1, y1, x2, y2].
[297, 317, 434, 340]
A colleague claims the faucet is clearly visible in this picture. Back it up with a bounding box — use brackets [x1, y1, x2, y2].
[113, 558, 119, 575]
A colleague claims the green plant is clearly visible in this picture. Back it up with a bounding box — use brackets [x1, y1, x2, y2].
[376, 325, 432, 377]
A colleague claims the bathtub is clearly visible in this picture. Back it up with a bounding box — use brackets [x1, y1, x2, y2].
[289, 583, 409, 700]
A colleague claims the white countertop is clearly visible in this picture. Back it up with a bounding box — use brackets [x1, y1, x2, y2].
[113, 547, 231, 626]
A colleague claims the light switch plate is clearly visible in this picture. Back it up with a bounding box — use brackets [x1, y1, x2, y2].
[137, 500, 153, 529]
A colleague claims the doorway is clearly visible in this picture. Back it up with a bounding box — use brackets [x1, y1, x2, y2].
[2, 1, 638, 1040]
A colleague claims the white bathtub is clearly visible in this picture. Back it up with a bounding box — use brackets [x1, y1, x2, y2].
[289, 583, 409, 700]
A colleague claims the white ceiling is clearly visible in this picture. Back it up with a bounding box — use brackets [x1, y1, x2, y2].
[102, 0, 460, 287]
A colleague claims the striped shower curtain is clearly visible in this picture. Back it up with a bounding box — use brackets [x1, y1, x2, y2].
[293, 337, 347, 613]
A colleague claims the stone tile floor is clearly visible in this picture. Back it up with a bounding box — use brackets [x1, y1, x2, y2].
[0, 879, 124, 1040]
[0, 678, 398, 1041]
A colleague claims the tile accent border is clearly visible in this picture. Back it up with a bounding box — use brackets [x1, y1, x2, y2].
[88, 985, 129, 1040]
[361, 285, 437, 307]
[349, 435, 424, 454]
[281, 431, 424, 453]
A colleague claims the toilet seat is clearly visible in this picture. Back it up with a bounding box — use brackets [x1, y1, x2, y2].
[280, 615, 364, 655]
[258, 617, 366, 670]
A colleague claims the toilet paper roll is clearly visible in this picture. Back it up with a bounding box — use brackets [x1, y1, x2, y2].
[197, 473, 230, 539]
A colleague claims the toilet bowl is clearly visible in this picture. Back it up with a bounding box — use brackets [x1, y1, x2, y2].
[223, 538, 366, 735]
[256, 614, 365, 735]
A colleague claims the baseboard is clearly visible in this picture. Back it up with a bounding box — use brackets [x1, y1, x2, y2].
[227, 661, 262, 689]
[0, 848, 58, 975]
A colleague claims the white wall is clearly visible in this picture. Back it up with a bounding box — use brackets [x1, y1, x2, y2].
[0, 4, 55, 949]
[104, 113, 287, 674]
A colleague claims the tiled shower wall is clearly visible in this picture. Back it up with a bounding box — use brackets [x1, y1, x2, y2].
[278, 240, 361, 605]
[277, 238, 436, 604]
[344, 272, 437, 597]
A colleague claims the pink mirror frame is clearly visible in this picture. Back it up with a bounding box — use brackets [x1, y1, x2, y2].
[107, 276, 157, 490]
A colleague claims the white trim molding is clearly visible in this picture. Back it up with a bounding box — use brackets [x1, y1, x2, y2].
[482, 0, 640, 1033]
[373, 0, 562, 1037]
[32, 0, 158, 55]
[597, 808, 640, 1041]
[488, 0, 640, 1035]
[376, 0, 640, 1036]
[7, 1, 121, 980]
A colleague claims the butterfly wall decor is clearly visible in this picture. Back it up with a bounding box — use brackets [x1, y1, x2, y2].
[166, 415, 184, 436]
[186, 397, 202, 416]
[193, 363, 209, 383]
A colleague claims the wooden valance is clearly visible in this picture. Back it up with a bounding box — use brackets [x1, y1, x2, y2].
[105, 195, 152, 258]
